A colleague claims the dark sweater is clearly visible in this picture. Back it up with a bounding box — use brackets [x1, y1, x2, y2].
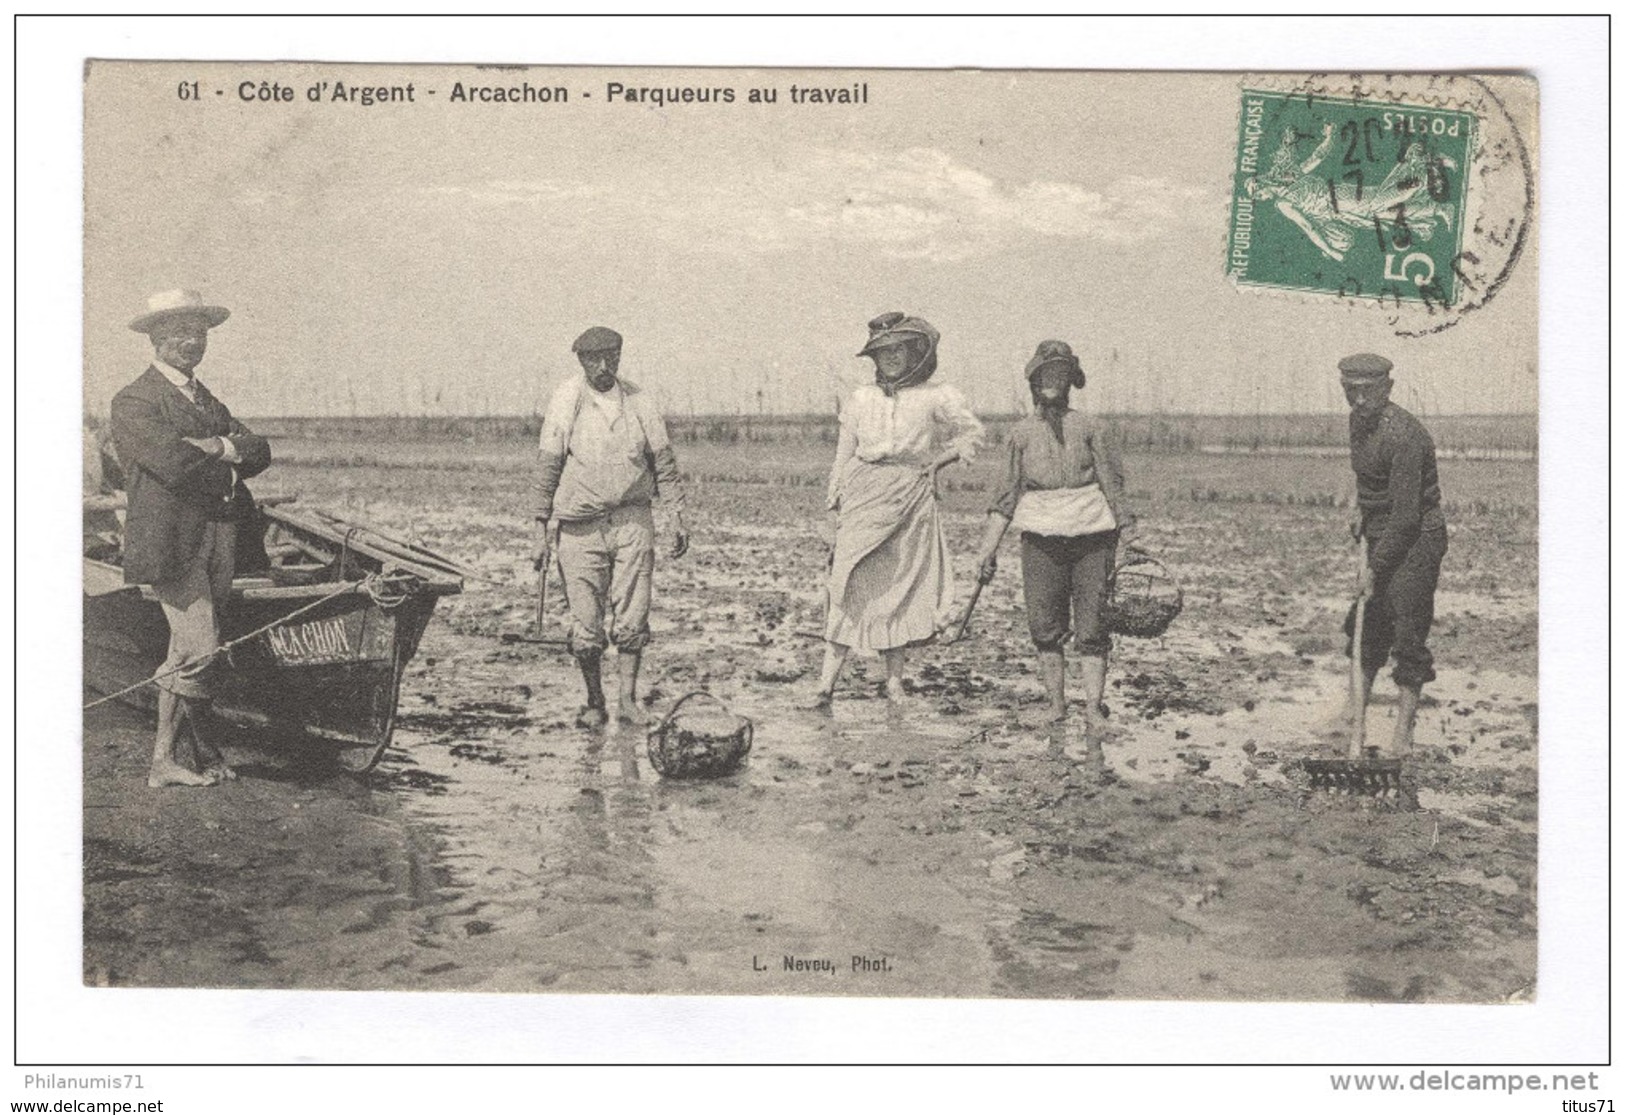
[1351, 402, 1445, 575]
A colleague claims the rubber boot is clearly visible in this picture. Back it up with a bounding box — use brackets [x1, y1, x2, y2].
[616, 650, 647, 726]
[148, 689, 215, 788]
[1392, 684, 1422, 756]
[575, 652, 608, 729]
[1077, 654, 1108, 733]
[1037, 649, 1067, 724]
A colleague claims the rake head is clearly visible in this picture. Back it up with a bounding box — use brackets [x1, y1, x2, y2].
[1304, 757, 1404, 795]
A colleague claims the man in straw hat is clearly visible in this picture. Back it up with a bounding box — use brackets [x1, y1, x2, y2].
[111, 290, 271, 787]
[1336, 352, 1448, 756]
[533, 326, 689, 729]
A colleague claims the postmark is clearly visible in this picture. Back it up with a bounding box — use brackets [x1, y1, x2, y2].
[1227, 73, 1535, 335]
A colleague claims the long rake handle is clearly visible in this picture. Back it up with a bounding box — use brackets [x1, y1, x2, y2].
[1348, 540, 1369, 759]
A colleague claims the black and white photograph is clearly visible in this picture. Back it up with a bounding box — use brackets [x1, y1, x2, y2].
[14, 13, 1610, 1102]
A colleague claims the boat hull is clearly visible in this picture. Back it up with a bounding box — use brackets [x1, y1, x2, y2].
[84, 570, 441, 772]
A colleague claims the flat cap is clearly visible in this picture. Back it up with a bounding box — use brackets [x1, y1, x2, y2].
[572, 326, 623, 354]
[1337, 353, 1394, 380]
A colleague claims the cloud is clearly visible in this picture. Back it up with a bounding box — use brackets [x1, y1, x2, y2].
[789, 148, 1212, 258]
[406, 147, 1215, 262]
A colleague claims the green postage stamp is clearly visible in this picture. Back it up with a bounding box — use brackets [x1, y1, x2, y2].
[1228, 90, 1473, 307]
[1225, 75, 1533, 332]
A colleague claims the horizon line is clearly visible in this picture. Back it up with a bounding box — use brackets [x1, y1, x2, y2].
[229, 409, 1541, 423]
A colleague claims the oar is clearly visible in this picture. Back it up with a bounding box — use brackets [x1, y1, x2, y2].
[301, 507, 483, 580]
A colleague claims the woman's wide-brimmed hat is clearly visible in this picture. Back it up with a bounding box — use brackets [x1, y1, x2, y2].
[1025, 339, 1084, 388]
[128, 289, 231, 335]
[857, 311, 939, 357]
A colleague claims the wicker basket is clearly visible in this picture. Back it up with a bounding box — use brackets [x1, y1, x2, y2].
[1103, 552, 1183, 638]
[646, 691, 754, 779]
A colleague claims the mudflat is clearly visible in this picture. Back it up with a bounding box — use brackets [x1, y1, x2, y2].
[84, 434, 1537, 1001]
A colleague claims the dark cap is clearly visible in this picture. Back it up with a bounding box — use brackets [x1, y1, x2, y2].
[1025, 339, 1084, 388]
[1337, 352, 1394, 381]
[572, 326, 623, 354]
[857, 312, 939, 357]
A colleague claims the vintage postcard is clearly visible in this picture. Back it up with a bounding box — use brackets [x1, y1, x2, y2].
[78, 59, 1546, 1022]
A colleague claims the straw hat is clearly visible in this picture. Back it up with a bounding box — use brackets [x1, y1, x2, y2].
[128, 289, 231, 335]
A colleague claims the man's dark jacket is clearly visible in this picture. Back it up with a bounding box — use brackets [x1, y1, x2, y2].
[110, 366, 271, 585]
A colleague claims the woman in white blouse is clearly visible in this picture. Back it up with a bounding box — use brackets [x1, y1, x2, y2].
[810, 313, 986, 709]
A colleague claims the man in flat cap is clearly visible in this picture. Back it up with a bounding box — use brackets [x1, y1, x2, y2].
[111, 290, 272, 787]
[533, 327, 689, 728]
[1337, 352, 1448, 755]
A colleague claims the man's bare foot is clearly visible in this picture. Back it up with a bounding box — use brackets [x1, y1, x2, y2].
[616, 700, 648, 727]
[147, 759, 220, 789]
[192, 739, 237, 781]
[575, 705, 608, 730]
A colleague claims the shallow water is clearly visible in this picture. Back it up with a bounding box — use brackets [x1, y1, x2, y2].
[313, 601, 1535, 1001]
[84, 447, 1539, 1001]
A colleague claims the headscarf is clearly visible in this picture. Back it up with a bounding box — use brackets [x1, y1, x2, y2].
[1025, 340, 1084, 440]
[858, 312, 940, 397]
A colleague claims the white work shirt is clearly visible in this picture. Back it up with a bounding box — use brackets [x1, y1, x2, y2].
[537, 374, 681, 522]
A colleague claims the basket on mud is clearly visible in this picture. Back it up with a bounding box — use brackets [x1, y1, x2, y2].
[1103, 551, 1183, 638]
[647, 691, 754, 779]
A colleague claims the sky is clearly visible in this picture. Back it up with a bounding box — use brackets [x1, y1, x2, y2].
[84, 63, 1538, 419]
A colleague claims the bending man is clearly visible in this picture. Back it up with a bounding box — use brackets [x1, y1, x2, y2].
[1339, 352, 1448, 755]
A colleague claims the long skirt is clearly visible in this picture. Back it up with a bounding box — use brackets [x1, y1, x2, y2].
[825, 459, 954, 652]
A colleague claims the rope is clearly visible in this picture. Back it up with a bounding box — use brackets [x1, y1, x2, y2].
[82, 570, 418, 711]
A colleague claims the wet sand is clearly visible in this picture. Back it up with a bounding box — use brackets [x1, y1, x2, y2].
[84, 443, 1537, 1001]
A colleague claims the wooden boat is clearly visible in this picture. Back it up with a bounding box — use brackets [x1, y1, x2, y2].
[84, 496, 463, 772]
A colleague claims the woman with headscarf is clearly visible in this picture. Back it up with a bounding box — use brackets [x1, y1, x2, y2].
[973, 340, 1135, 728]
[809, 312, 985, 709]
